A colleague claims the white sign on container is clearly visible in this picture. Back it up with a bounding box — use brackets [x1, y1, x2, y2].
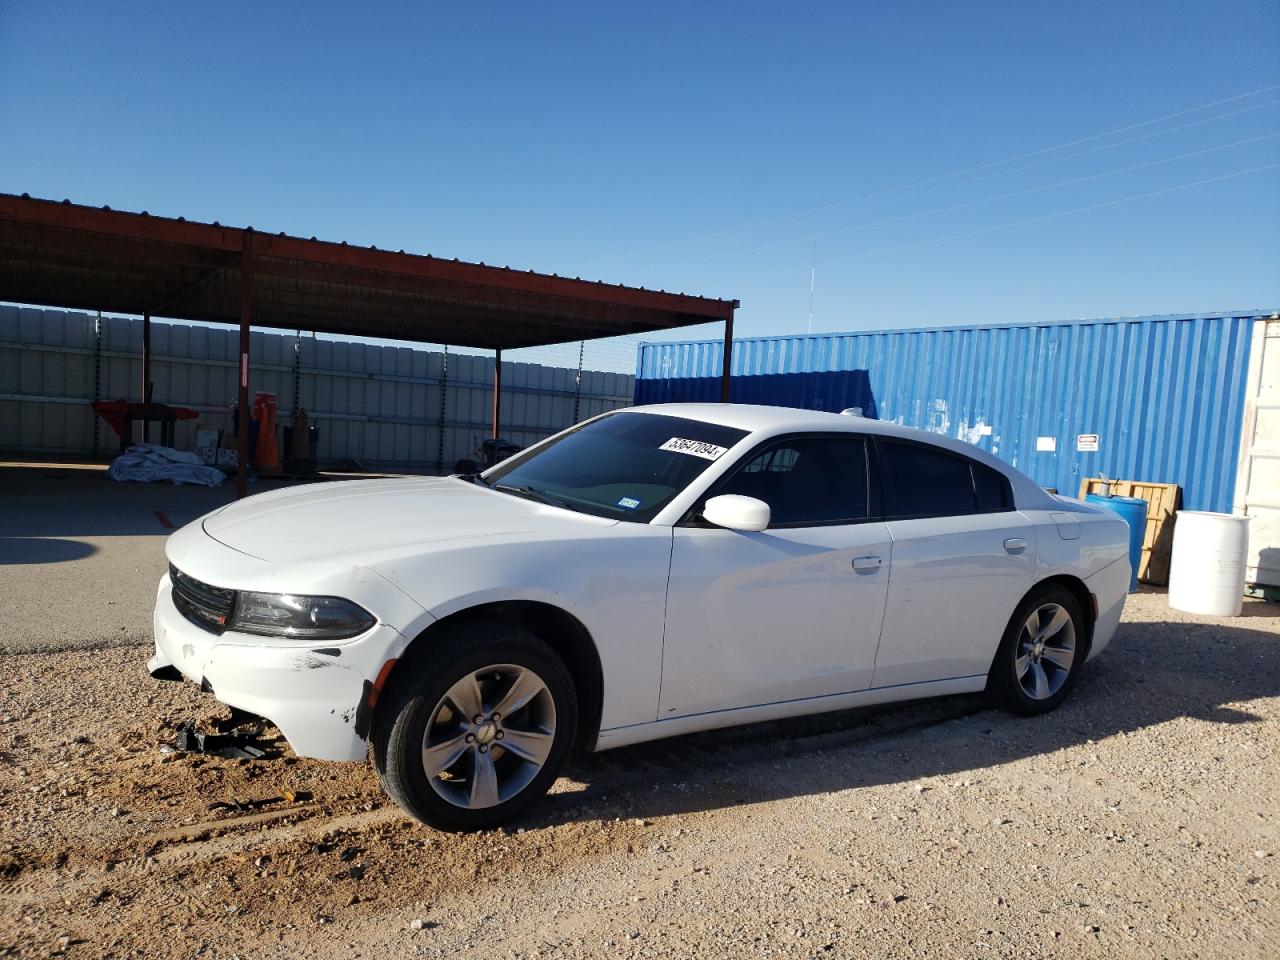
[1036, 436, 1056, 452]
[1077, 433, 1100, 452]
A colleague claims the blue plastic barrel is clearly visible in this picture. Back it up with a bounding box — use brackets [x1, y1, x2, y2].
[1085, 493, 1146, 592]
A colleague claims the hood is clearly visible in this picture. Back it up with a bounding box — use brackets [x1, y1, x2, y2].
[201, 476, 614, 563]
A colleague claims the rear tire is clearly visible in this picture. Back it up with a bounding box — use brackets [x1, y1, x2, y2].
[986, 585, 1086, 716]
[373, 621, 577, 831]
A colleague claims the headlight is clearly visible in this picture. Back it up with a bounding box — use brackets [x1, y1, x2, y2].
[230, 592, 376, 640]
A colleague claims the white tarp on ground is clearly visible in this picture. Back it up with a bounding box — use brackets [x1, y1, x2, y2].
[107, 443, 226, 486]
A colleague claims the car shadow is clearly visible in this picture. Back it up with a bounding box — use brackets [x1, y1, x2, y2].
[0, 537, 97, 564]
[533, 613, 1279, 826]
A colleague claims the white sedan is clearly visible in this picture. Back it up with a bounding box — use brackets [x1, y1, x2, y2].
[150, 403, 1130, 830]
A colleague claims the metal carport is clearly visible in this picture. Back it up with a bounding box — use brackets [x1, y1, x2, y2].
[0, 192, 737, 496]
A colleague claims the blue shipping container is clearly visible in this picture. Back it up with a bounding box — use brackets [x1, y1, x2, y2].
[635, 312, 1270, 513]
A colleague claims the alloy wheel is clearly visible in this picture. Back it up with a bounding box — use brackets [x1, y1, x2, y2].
[1015, 602, 1076, 700]
[421, 664, 557, 809]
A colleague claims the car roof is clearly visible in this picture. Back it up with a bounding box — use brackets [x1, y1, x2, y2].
[625, 402, 1059, 509]
[625, 401, 993, 453]
[628, 402, 858, 432]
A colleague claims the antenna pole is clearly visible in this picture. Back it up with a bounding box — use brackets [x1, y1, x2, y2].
[807, 239, 816, 334]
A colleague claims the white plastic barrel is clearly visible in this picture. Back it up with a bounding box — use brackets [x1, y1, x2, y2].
[1167, 511, 1250, 617]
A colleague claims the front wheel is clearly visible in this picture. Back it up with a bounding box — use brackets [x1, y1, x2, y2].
[373, 623, 578, 830]
[987, 586, 1086, 715]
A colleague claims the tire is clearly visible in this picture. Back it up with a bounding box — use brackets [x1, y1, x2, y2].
[373, 621, 577, 831]
[986, 585, 1086, 716]
[453, 458, 479, 475]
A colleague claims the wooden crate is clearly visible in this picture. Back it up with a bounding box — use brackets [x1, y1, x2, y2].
[1077, 478, 1182, 585]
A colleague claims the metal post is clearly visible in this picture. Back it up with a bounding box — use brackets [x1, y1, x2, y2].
[492, 347, 503, 440]
[236, 231, 253, 499]
[141, 311, 152, 440]
[92, 311, 102, 457]
[292, 329, 301, 424]
[438, 345, 448, 473]
[573, 340, 584, 423]
[720, 308, 735, 402]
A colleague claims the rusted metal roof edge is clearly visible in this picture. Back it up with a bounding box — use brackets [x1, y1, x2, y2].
[0, 193, 737, 320]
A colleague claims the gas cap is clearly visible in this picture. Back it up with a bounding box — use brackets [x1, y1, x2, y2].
[1049, 512, 1081, 541]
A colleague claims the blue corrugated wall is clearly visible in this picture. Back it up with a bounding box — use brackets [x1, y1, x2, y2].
[635, 313, 1265, 513]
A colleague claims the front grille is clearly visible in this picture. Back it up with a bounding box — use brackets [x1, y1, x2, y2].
[170, 563, 236, 635]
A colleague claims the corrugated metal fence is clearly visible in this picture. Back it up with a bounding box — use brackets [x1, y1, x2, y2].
[636, 313, 1267, 513]
[0, 305, 633, 471]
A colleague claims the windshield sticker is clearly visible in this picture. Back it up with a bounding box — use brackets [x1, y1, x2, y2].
[659, 437, 729, 461]
[617, 496, 641, 510]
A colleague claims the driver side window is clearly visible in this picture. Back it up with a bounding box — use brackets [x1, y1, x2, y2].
[716, 436, 869, 527]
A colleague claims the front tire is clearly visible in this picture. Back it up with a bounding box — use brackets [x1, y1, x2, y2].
[987, 585, 1086, 716]
[373, 622, 578, 831]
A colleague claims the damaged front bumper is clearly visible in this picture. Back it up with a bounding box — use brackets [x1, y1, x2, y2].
[150, 575, 407, 762]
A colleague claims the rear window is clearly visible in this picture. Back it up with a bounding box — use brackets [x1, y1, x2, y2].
[881, 440, 1013, 519]
[973, 461, 1012, 511]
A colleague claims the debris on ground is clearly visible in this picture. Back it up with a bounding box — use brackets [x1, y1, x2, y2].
[207, 792, 313, 814]
[171, 718, 271, 760]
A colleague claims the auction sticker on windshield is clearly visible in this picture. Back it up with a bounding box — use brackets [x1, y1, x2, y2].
[659, 437, 729, 460]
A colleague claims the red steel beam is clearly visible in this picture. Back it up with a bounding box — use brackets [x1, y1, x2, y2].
[1, 243, 731, 350]
[249, 234, 734, 320]
[0, 194, 735, 324]
[0, 194, 243, 253]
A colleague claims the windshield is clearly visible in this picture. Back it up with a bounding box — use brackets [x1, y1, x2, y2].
[480, 412, 749, 522]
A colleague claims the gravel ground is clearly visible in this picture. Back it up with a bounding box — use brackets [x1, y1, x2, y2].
[0, 590, 1276, 958]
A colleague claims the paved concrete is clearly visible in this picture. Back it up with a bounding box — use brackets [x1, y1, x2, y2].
[0, 460, 424, 652]
[0, 462, 238, 652]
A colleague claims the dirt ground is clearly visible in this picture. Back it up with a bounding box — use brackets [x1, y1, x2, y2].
[0, 590, 1276, 959]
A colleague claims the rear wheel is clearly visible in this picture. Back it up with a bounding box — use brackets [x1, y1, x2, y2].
[987, 585, 1085, 715]
[373, 622, 577, 830]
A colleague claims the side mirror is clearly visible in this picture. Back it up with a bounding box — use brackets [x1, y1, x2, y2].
[703, 494, 770, 532]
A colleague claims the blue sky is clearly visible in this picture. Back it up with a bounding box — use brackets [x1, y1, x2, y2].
[1, 0, 1277, 371]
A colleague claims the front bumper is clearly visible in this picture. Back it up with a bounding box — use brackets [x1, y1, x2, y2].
[151, 575, 404, 761]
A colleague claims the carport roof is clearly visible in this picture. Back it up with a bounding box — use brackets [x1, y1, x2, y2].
[0, 193, 737, 349]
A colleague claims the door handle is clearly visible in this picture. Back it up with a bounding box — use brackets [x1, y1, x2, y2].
[1003, 538, 1027, 553]
[852, 555, 882, 572]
